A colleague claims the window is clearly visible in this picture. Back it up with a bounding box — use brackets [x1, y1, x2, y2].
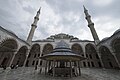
[26, 60, 29, 67]
[91, 62, 94, 67]
[32, 61, 35, 65]
[28, 54, 31, 58]
[40, 61, 42, 65]
[96, 54, 99, 59]
[16, 60, 19, 65]
[34, 54, 36, 58]
[88, 62, 90, 67]
[109, 62, 113, 68]
[38, 54, 40, 57]
[86, 54, 88, 57]
[98, 62, 102, 67]
[83, 62, 86, 67]
[36, 60, 38, 65]
[82, 54, 84, 57]
[89, 54, 92, 59]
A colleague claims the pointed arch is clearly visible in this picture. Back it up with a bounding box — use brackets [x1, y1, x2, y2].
[111, 38, 120, 64]
[26, 44, 40, 67]
[12, 46, 28, 67]
[71, 43, 83, 54]
[85, 43, 101, 68]
[99, 46, 118, 69]
[42, 43, 53, 55]
[0, 39, 18, 67]
[40, 43, 53, 67]
[85, 43, 97, 54]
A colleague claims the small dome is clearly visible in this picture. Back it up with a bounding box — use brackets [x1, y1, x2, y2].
[113, 29, 120, 35]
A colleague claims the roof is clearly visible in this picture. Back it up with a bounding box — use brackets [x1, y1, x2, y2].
[0, 26, 30, 46]
[40, 40, 86, 61]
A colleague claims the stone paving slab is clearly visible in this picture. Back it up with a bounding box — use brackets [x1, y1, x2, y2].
[0, 67, 120, 80]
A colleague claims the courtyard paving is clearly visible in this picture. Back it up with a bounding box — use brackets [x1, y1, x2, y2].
[0, 67, 120, 80]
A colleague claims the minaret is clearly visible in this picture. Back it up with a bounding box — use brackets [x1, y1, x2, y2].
[27, 7, 41, 45]
[83, 6, 100, 45]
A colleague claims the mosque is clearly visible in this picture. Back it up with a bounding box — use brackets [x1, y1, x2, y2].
[0, 6, 120, 77]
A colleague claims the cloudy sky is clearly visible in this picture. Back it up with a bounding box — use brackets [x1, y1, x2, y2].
[0, 0, 120, 41]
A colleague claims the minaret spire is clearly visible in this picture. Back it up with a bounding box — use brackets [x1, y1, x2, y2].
[83, 5, 100, 45]
[27, 7, 41, 45]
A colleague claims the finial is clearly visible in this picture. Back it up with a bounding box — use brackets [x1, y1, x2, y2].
[83, 5, 87, 11]
[37, 7, 41, 13]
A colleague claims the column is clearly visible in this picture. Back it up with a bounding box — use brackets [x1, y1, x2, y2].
[48, 61, 51, 72]
[78, 61, 81, 76]
[53, 60, 55, 77]
[8, 50, 18, 67]
[38, 46, 43, 67]
[113, 53, 120, 68]
[97, 51, 105, 68]
[45, 61, 48, 75]
[70, 60, 72, 77]
[23, 49, 30, 67]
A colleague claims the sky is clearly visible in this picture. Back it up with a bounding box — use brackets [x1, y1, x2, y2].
[0, 0, 120, 41]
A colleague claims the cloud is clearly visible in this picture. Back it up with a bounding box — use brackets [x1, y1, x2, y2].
[94, 16, 120, 40]
[92, 0, 114, 7]
[0, 0, 120, 41]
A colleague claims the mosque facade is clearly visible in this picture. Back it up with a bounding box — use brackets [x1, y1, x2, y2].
[0, 6, 120, 71]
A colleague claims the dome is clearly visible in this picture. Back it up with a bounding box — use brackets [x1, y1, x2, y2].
[113, 29, 120, 35]
[40, 40, 86, 61]
[55, 40, 69, 48]
[49, 33, 75, 39]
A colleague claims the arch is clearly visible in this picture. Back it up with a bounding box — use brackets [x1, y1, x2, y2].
[85, 43, 101, 68]
[12, 46, 28, 67]
[0, 39, 18, 67]
[99, 46, 118, 69]
[71, 43, 83, 68]
[40, 43, 53, 67]
[111, 38, 120, 64]
[42, 43, 53, 55]
[85, 43, 97, 54]
[71, 43, 83, 54]
[26, 44, 40, 67]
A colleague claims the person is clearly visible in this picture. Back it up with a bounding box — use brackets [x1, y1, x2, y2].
[15, 65, 18, 69]
[10, 64, 14, 69]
